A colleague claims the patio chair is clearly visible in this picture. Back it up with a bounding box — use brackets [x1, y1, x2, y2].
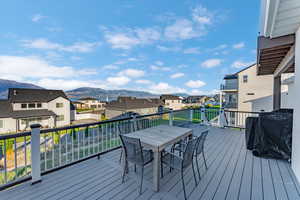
[119, 134, 153, 195]
[161, 137, 199, 200]
[172, 129, 209, 180]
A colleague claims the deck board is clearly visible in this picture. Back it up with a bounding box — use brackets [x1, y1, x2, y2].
[1, 125, 299, 200]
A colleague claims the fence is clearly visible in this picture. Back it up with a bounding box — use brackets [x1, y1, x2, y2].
[0, 109, 195, 189]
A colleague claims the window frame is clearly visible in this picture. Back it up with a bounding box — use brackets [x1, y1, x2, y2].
[28, 103, 36, 108]
[57, 115, 65, 121]
[243, 75, 248, 83]
[21, 103, 27, 109]
[56, 103, 64, 108]
[37, 103, 42, 108]
[0, 120, 3, 128]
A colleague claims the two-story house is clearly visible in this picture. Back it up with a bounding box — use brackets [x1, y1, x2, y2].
[0, 88, 72, 133]
[220, 64, 274, 112]
[105, 96, 163, 119]
[160, 95, 184, 110]
[78, 97, 106, 110]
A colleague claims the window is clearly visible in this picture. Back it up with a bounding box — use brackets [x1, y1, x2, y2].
[56, 103, 64, 108]
[37, 103, 42, 108]
[28, 103, 36, 108]
[21, 120, 27, 125]
[57, 115, 64, 121]
[0, 120, 3, 128]
[247, 93, 255, 95]
[243, 75, 248, 83]
[21, 104, 27, 109]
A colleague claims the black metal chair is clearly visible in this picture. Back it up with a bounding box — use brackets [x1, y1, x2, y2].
[172, 129, 209, 180]
[161, 137, 199, 200]
[119, 134, 153, 195]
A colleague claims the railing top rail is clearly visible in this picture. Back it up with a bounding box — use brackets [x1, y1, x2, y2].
[223, 110, 261, 114]
[0, 131, 31, 140]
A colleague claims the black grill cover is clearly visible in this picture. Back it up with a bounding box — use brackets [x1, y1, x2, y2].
[245, 117, 259, 150]
[252, 111, 293, 160]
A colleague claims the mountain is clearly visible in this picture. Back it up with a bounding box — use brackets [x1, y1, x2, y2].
[66, 87, 160, 101]
[0, 79, 43, 99]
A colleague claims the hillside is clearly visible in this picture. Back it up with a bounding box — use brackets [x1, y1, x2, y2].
[0, 79, 43, 99]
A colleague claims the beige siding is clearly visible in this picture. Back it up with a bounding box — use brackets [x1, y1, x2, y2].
[48, 97, 70, 127]
[164, 100, 184, 110]
[0, 118, 17, 133]
[238, 65, 274, 112]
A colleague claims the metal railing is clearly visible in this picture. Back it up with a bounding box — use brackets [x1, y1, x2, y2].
[0, 108, 195, 189]
[0, 107, 261, 189]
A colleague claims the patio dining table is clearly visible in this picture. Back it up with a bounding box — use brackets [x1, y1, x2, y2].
[126, 125, 193, 192]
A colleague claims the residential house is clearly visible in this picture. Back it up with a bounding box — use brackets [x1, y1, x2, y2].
[78, 97, 106, 110]
[105, 96, 163, 119]
[183, 95, 207, 106]
[160, 95, 184, 110]
[0, 88, 72, 133]
[257, 0, 300, 183]
[220, 64, 274, 112]
[72, 101, 85, 109]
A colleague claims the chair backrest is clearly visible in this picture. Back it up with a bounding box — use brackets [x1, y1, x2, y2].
[182, 137, 198, 168]
[119, 134, 144, 165]
[195, 130, 209, 155]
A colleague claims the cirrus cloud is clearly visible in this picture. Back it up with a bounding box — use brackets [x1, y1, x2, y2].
[201, 59, 222, 68]
[185, 80, 206, 88]
[118, 68, 145, 78]
[170, 73, 185, 79]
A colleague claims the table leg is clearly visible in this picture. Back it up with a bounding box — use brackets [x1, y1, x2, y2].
[153, 150, 161, 192]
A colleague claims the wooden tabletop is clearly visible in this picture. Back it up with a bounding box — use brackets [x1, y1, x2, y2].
[126, 125, 192, 152]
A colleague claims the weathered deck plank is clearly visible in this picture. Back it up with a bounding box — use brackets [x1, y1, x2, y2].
[0, 126, 299, 200]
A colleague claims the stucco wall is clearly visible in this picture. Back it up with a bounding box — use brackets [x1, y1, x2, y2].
[238, 64, 274, 112]
[164, 99, 184, 110]
[292, 26, 300, 183]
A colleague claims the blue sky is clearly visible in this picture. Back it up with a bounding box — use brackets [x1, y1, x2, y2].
[0, 0, 260, 94]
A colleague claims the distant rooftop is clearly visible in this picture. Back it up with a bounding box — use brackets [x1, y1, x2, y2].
[160, 94, 181, 100]
[106, 96, 162, 110]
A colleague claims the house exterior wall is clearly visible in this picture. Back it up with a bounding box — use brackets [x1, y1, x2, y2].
[0, 118, 17, 133]
[79, 100, 105, 110]
[292, 26, 300, 183]
[164, 99, 183, 110]
[18, 117, 55, 131]
[237, 65, 274, 112]
[48, 97, 70, 127]
[12, 102, 48, 110]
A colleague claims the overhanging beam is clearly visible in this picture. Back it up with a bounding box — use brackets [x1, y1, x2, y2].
[274, 45, 295, 77]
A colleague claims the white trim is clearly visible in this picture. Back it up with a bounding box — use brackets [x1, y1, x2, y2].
[270, 0, 281, 38]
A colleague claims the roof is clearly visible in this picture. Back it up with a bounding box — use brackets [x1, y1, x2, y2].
[234, 63, 257, 74]
[106, 97, 163, 110]
[8, 88, 69, 103]
[224, 74, 238, 80]
[72, 101, 84, 104]
[160, 95, 181, 100]
[0, 100, 13, 118]
[10, 110, 56, 119]
[78, 97, 97, 101]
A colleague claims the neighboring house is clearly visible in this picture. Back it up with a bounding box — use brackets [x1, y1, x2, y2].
[78, 97, 106, 110]
[183, 96, 207, 107]
[220, 64, 274, 112]
[105, 96, 162, 119]
[160, 95, 184, 110]
[257, 0, 300, 182]
[72, 101, 85, 109]
[0, 88, 72, 133]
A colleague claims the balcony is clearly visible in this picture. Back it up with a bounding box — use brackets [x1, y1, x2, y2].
[220, 84, 238, 91]
[223, 102, 238, 109]
[0, 109, 299, 200]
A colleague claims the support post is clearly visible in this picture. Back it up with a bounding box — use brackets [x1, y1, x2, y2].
[200, 107, 208, 124]
[132, 115, 137, 131]
[273, 75, 281, 110]
[218, 109, 227, 128]
[30, 124, 42, 184]
[169, 111, 173, 126]
[189, 109, 193, 122]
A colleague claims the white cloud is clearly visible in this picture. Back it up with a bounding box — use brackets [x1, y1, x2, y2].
[185, 80, 206, 88]
[165, 19, 204, 40]
[149, 82, 186, 94]
[22, 38, 100, 53]
[231, 60, 254, 69]
[118, 69, 145, 78]
[183, 47, 201, 54]
[201, 59, 222, 68]
[155, 61, 164, 66]
[192, 5, 213, 25]
[0, 55, 96, 80]
[102, 65, 119, 70]
[170, 73, 185, 79]
[106, 76, 131, 86]
[233, 42, 245, 49]
[103, 27, 160, 49]
[157, 45, 181, 52]
[150, 65, 171, 71]
[135, 79, 152, 84]
[32, 14, 46, 22]
[33, 78, 105, 91]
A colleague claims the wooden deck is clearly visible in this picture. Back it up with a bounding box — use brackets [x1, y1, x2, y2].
[1, 125, 300, 200]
